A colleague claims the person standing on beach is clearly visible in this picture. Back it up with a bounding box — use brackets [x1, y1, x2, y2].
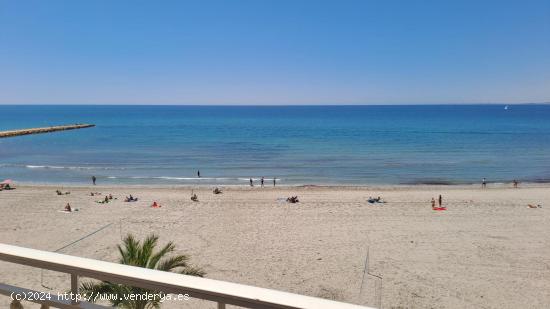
[431, 198, 436, 209]
[197, 170, 201, 178]
[261, 177, 264, 187]
[513, 179, 518, 188]
[482, 178, 486, 188]
[249, 178, 253, 187]
[438, 195, 442, 207]
[92, 176, 96, 185]
[273, 177, 276, 187]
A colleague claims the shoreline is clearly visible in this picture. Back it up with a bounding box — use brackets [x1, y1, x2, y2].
[8, 181, 550, 190]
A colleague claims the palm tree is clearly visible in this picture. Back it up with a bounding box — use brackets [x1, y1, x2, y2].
[79, 234, 205, 309]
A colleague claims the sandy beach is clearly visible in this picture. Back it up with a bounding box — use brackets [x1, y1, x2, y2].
[1, 184, 549, 308]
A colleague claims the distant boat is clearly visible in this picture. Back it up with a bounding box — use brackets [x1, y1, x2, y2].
[504, 105, 509, 110]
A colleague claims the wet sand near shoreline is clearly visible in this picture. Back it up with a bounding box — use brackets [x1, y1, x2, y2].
[1, 184, 549, 308]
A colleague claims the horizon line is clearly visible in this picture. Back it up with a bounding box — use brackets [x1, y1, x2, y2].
[0, 102, 549, 106]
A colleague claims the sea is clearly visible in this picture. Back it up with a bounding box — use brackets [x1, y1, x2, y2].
[1, 104, 549, 186]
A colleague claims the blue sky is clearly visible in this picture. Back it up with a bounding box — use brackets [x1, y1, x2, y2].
[0, 0, 549, 104]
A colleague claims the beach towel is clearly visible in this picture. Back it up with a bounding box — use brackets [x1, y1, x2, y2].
[433, 207, 446, 211]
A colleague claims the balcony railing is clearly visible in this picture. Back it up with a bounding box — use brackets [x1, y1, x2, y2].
[0, 244, 374, 309]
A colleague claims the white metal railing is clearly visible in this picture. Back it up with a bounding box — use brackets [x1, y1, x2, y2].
[0, 244, 374, 309]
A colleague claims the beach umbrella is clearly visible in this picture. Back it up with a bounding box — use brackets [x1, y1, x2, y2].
[0, 179, 12, 184]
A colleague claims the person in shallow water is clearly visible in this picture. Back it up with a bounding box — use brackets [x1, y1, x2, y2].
[249, 178, 253, 186]
[92, 175, 96, 185]
[261, 177, 264, 187]
[197, 170, 200, 178]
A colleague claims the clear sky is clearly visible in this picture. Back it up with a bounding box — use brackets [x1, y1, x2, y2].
[0, 0, 549, 105]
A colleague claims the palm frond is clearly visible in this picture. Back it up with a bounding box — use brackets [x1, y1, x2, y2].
[179, 265, 206, 277]
[147, 241, 175, 269]
[83, 234, 205, 309]
[119, 234, 139, 265]
[156, 255, 189, 272]
[138, 234, 159, 267]
[79, 281, 115, 302]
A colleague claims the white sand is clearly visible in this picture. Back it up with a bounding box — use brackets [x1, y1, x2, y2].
[1, 184, 549, 308]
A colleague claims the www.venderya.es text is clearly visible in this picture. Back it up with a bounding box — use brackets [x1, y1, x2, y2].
[11, 291, 190, 302]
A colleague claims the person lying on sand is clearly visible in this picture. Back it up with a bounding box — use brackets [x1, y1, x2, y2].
[151, 201, 161, 208]
[56, 190, 70, 195]
[368, 196, 385, 204]
[124, 195, 138, 202]
[286, 196, 299, 203]
[90, 192, 101, 196]
[96, 196, 110, 204]
[95, 196, 109, 204]
[527, 204, 542, 208]
[213, 187, 222, 194]
[1, 184, 14, 190]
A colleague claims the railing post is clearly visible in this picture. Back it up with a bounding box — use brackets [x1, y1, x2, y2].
[217, 302, 226, 309]
[71, 273, 79, 305]
[9, 299, 23, 309]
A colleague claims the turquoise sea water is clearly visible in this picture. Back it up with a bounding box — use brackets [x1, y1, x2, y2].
[1, 105, 549, 185]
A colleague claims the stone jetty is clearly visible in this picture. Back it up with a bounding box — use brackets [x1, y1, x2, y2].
[0, 124, 95, 138]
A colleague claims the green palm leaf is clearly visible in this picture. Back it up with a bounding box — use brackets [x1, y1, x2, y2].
[80, 234, 205, 308]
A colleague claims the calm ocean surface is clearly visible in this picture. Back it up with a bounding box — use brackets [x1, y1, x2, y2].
[1, 105, 549, 185]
